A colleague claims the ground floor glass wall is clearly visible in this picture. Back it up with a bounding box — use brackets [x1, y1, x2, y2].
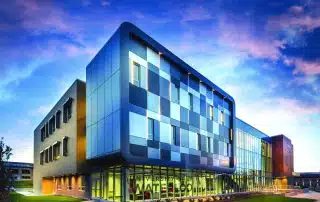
[90, 165, 273, 201]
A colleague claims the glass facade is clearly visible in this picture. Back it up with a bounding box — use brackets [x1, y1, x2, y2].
[127, 39, 234, 168]
[234, 119, 273, 191]
[86, 23, 276, 201]
[86, 31, 121, 159]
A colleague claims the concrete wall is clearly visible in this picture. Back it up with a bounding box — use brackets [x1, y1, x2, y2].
[33, 80, 86, 195]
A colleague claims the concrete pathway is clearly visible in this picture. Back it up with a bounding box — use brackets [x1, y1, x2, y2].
[287, 191, 320, 201]
[15, 188, 37, 196]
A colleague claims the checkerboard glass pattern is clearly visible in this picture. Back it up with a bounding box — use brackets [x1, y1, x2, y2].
[128, 40, 233, 168]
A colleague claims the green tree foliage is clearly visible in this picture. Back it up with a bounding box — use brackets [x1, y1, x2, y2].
[0, 137, 13, 201]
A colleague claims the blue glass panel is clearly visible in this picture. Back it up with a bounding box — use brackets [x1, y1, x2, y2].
[105, 114, 113, 153]
[112, 71, 120, 111]
[129, 111, 147, 139]
[171, 151, 181, 162]
[129, 84, 147, 109]
[189, 131, 197, 150]
[189, 111, 200, 128]
[112, 110, 120, 150]
[180, 106, 189, 124]
[200, 135, 207, 152]
[86, 126, 91, 158]
[105, 79, 112, 116]
[200, 95, 206, 117]
[148, 92, 159, 113]
[189, 75, 199, 91]
[91, 123, 98, 157]
[160, 97, 170, 117]
[97, 119, 105, 155]
[148, 70, 160, 95]
[130, 37, 147, 60]
[160, 57, 170, 74]
[193, 96, 200, 114]
[160, 122, 171, 144]
[130, 135, 147, 146]
[148, 147, 160, 159]
[91, 90, 98, 124]
[97, 51, 105, 86]
[97, 85, 105, 121]
[180, 71, 188, 85]
[170, 64, 180, 79]
[160, 77, 170, 100]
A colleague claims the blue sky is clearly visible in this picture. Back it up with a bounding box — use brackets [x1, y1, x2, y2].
[0, 0, 319, 172]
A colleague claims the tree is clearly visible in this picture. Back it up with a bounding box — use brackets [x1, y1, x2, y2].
[0, 137, 13, 201]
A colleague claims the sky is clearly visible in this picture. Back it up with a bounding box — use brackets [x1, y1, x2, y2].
[0, 0, 319, 172]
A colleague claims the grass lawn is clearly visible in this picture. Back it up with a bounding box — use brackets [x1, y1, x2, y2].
[235, 195, 316, 202]
[9, 192, 84, 202]
[13, 180, 33, 188]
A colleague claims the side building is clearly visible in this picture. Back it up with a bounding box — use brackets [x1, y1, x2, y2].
[4, 161, 33, 181]
[33, 80, 88, 198]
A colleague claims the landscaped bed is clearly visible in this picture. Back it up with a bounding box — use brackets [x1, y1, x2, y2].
[9, 192, 84, 202]
[234, 195, 316, 202]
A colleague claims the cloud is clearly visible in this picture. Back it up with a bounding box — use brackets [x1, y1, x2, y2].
[285, 57, 320, 75]
[217, 16, 284, 60]
[101, 0, 110, 7]
[181, 6, 212, 22]
[0, 60, 48, 102]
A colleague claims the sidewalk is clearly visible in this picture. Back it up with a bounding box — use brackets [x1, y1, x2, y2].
[287, 191, 320, 201]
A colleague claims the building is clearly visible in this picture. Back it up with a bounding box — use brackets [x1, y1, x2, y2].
[34, 22, 297, 201]
[33, 80, 88, 198]
[289, 172, 320, 191]
[4, 161, 33, 181]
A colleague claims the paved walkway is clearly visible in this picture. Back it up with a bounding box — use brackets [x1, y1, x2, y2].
[287, 191, 320, 201]
[16, 188, 37, 196]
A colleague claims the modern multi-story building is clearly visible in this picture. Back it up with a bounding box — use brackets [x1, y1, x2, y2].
[34, 22, 296, 201]
[4, 161, 33, 181]
[33, 80, 88, 198]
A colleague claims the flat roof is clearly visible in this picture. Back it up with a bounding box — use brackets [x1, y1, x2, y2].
[4, 161, 33, 168]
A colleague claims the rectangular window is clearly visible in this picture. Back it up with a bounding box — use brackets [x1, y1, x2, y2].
[171, 84, 179, 103]
[53, 142, 61, 160]
[45, 122, 49, 137]
[220, 111, 224, 125]
[148, 118, 154, 140]
[209, 105, 213, 120]
[40, 151, 44, 165]
[207, 137, 211, 153]
[63, 98, 73, 123]
[41, 127, 45, 142]
[56, 110, 61, 128]
[45, 149, 49, 163]
[189, 93, 193, 111]
[63, 137, 69, 156]
[49, 116, 55, 134]
[133, 61, 141, 87]
[171, 125, 177, 145]
[197, 133, 201, 150]
[49, 146, 53, 162]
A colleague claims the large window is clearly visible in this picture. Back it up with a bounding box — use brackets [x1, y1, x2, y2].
[63, 98, 73, 123]
[56, 110, 61, 128]
[189, 93, 193, 111]
[63, 137, 69, 156]
[171, 84, 179, 104]
[53, 142, 61, 160]
[40, 151, 44, 165]
[209, 105, 213, 120]
[171, 125, 177, 146]
[133, 61, 141, 87]
[148, 118, 155, 140]
[41, 127, 45, 142]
